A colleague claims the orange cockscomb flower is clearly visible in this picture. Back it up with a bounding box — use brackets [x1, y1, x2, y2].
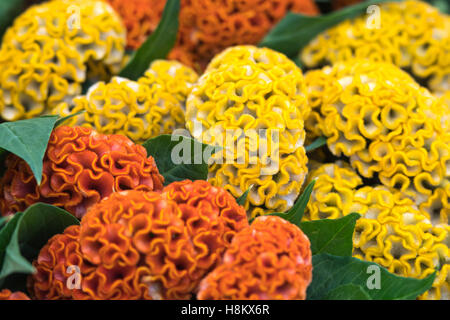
[28, 225, 95, 300]
[79, 181, 248, 299]
[197, 215, 312, 300]
[106, 0, 319, 68]
[0, 126, 164, 219]
[0, 289, 30, 300]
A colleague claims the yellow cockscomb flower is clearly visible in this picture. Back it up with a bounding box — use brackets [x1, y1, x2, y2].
[0, 0, 126, 121]
[186, 45, 309, 218]
[351, 186, 449, 300]
[55, 60, 198, 143]
[305, 166, 449, 300]
[304, 60, 450, 205]
[301, 0, 450, 95]
[304, 161, 363, 221]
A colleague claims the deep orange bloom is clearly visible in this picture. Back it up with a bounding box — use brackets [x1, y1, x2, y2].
[78, 181, 248, 299]
[0, 126, 164, 218]
[28, 225, 94, 300]
[197, 215, 312, 300]
[106, 0, 319, 68]
[0, 289, 30, 300]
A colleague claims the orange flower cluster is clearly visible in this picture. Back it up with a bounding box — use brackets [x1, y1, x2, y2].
[106, 0, 319, 68]
[28, 225, 94, 300]
[0, 126, 164, 219]
[29, 180, 248, 299]
[0, 289, 30, 300]
[198, 215, 312, 300]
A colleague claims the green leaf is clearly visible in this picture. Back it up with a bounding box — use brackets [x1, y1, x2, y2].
[305, 136, 327, 153]
[0, 116, 59, 184]
[307, 254, 436, 300]
[0, 213, 22, 267]
[142, 134, 220, 185]
[325, 284, 372, 300]
[267, 179, 315, 227]
[427, 0, 450, 13]
[236, 187, 251, 206]
[119, 0, 180, 80]
[259, 0, 398, 58]
[54, 110, 86, 127]
[300, 213, 360, 256]
[0, 203, 79, 288]
[0, 0, 25, 41]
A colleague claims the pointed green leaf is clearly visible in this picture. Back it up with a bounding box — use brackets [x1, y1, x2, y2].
[0, 203, 79, 289]
[0, 0, 25, 41]
[267, 179, 316, 227]
[54, 110, 86, 127]
[259, 0, 399, 58]
[0, 116, 59, 184]
[325, 284, 372, 300]
[0, 213, 22, 267]
[305, 136, 327, 153]
[307, 254, 436, 300]
[236, 187, 251, 206]
[299, 213, 360, 256]
[119, 0, 180, 80]
[142, 134, 220, 185]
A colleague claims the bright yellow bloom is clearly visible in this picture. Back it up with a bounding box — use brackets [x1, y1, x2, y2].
[304, 161, 363, 221]
[301, 0, 450, 95]
[304, 60, 450, 204]
[55, 60, 198, 143]
[186, 46, 309, 218]
[305, 164, 449, 300]
[0, 0, 126, 121]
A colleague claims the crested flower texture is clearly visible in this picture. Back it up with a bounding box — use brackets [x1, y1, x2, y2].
[305, 164, 449, 300]
[77, 181, 248, 299]
[54, 60, 198, 142]
[106, 0, 319, 68]
[186, 45, 309, 218]
[303, 59, 450, 205]
[0, 126, 164, 218]
[197, 215, 312, 300]
[301, 0, 450, 95]
[0, 0, 126, 121]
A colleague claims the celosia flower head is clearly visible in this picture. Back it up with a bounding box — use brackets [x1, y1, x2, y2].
[186, 45, 309, 218]
[306, 165, 449, 300]
[0, 0, 126, 121]
[106, 0, 319, 68]
[29, 225, 95, 300]
[301, 0, 450, 95]
[197, 215, 312, 300]
[78, 181, 248, 299]
[0, 126, 164, 218]
[304, 59, 450, 205]
[55, 60, 198, 142]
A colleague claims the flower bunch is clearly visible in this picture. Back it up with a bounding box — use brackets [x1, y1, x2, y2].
[54, 60, 198, 142]
[0, 126, 164, 218]
[29, 180, 249, 299]
[301, 0, 450, 95]
[304, 59, 450, 205]
[186, 45, 309, 218]
[198, 215, 312, 300]
[0, 0, 126, 121]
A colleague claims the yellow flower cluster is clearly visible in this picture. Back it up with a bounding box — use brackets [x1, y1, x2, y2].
[304, 59, 450, 204]
[0, 0, 126, 121]
[55, 60, 199, 143]
[305, 164, 449, 300]
[301, 0, 450, 95]
[186, 45, 309, 218]
[304, 161, 362, 221]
